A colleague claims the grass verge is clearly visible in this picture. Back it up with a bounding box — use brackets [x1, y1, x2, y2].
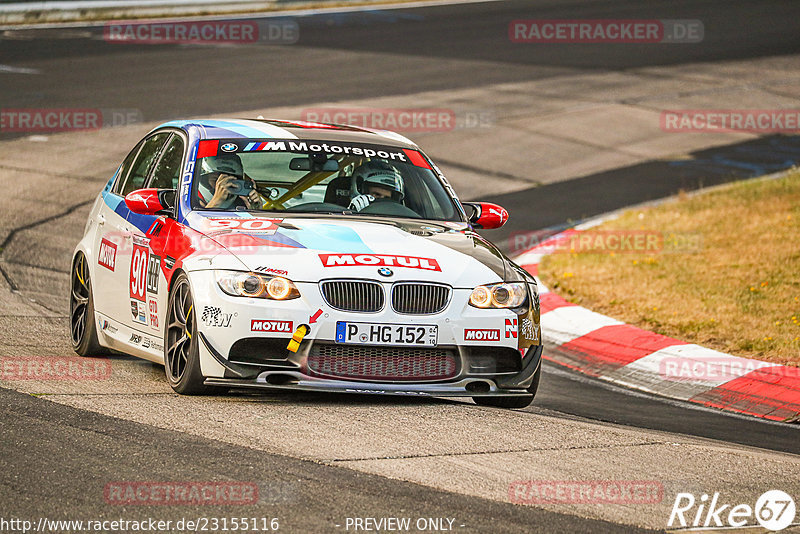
[539, 170, 800, 367]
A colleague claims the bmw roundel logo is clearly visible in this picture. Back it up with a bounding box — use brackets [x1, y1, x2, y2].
[378, 267, 393, 277]
[220, 143, 238, 152]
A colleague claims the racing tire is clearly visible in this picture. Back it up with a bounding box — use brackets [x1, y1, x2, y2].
[165, 272, 217, 395]
[473, 362, 542, 409]
[70, 252, 105, 356]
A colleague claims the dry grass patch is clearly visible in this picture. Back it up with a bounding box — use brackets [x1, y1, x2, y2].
[539, 171, 800, 366]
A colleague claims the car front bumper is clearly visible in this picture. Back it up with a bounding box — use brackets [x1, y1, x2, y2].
[190, 271, 543, 397]
[200, 332, 543, 397]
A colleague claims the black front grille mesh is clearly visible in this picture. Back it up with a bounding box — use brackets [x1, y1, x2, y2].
[320, 281, 451, 315]
[307, 344, 457, 381]
[321, 280, 384, 312]
[392, 283, 450, 314]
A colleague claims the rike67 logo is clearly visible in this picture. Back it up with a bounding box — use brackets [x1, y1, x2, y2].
[668, 490, 796, 531]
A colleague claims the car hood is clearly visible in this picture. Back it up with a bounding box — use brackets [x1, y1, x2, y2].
[184, 213, 513, 287]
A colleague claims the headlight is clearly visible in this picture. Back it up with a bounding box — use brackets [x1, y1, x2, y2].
[469, 282, 527, 309]
[215, 271, 300, 300]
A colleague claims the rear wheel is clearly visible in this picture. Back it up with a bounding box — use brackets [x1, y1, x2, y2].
[70, 252, 104, 356]
[473, 362, 542, 409]
[165, 273, 213, 394]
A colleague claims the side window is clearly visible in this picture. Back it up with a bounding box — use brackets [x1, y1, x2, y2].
[120, 132, 170, 196]
[148, 134, 185, 190]
[112, 142, 142, 195]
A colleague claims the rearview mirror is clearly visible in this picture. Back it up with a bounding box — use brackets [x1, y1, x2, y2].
[462, 202, 508, 229]
[125, 189, 175, 216]
[289, 156, 339, 172]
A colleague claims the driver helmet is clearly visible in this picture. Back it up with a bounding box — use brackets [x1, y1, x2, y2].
[352, 161, 404, 201]
[199, 154, 243, 179]
[197, 154, 243, 206]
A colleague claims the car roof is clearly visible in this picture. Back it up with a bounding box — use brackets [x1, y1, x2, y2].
[154, 118, 420, 149]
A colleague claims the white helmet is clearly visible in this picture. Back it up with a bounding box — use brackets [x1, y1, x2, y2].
[199, 154, 243, 178]
[352, 161, 404, 201]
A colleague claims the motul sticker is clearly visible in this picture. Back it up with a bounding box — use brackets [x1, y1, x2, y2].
[319, 254, 441, 271]
[98, 238, 117, 271]
[505, 318, 518, 339]
[251, 320, 293, 333]
[464, 329, 500, 341]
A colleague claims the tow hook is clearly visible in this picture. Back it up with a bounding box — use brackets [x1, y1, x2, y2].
[287, 324, 310, 353]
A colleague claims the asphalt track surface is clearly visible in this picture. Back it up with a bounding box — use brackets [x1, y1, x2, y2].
[3, 0, 800, 122]
[1, 0, 800, 530]
[1, 386, 642, 533]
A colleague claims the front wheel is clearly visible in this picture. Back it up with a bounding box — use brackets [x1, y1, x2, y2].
[165, 273, 214, 394]
[473, 362, 542, 409]
[70, 252, 105, 356]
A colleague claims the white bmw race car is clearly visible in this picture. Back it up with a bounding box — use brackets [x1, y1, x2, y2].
[71, 119, 543, 408]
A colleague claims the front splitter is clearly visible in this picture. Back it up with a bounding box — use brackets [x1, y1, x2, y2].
[204, 374, 532, 397]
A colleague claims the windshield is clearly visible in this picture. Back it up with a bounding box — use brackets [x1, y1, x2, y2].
[191, 139, 462, 221]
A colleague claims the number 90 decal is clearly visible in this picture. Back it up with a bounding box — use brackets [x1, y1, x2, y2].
[206, 218, 281, 234]
[130, 245, 148, 302]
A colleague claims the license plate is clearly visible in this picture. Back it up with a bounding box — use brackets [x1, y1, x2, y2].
[335, 322, 438, 347]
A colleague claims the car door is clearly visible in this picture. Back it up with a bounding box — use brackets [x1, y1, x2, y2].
[110, 131, 172, 332]
[92, 138, 145, 325]
[125, 132, 186, 338]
